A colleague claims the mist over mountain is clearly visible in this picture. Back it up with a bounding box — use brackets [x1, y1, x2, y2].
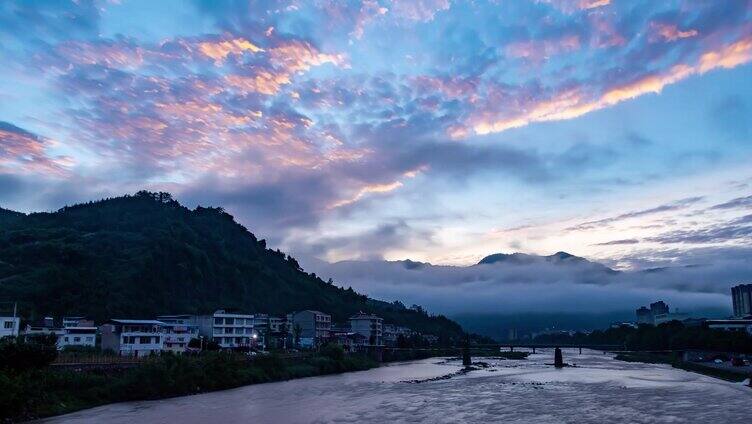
[301, 249, 745, 337]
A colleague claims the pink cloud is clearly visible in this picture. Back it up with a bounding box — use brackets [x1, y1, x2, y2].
[0, 122, 71, 176]
[506, 34, 581, 62]
[649, 22, 699, 43]
[469, 35, 752, 136]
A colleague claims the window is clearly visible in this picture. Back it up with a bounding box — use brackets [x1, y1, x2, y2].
[86, 337, 93, 342]
[64, 337, 70, 342]
[3, 321, 13, 329]
[74, 337, 81, 342]
[225, 318, 235, 325]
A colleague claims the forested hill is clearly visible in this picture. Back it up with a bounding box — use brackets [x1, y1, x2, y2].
[0, 191, 463, 341]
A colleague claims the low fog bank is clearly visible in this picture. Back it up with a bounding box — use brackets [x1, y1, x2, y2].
[302, 251, 746, 320]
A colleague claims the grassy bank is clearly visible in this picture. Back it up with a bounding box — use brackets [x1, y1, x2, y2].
[0, 348, 377, 423]
[614, 352, 750, 383]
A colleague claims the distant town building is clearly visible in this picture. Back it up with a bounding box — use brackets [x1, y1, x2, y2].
[383, 324, 398, 346]
[650, 301, 670, 317]
[707, 319, 752, 335]
[100, 319, 166, 357]
[422, 334, 439, 345]
[22, 317, 58, 339]
[58, 326, 97, 349]
[0, 303, 20, 339]
[268, 316, 284, 333]
[22, 316, 96, 350]
[349, 312, 383, 346]
[157, 315, 199, 353]
[636, 306, 652, 324]
[653, 311, 689, 325]
[193, 310, 257, 349]
[62, 316, 95, 328]
[1, 315, 20, 338]
[331, 331, 367, 352]
[507, 328, 518, 341]
[292, 310, 331, 348]
[731, 284, 752, 318]
[635, 301, 685, 325]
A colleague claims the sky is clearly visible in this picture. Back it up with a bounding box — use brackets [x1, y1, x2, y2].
[1, 0, 751, 306]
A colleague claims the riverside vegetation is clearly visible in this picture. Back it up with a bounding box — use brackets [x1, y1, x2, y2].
[0, 336, 378, 422]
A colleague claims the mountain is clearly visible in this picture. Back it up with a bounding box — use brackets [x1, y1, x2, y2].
[0, 191, 464, 341]
[479, 251, 602, 267]
[477, 251, 619, 277]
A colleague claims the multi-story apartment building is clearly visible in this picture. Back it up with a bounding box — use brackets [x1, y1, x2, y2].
[100, 319, 166, 357]
[349, 312, 383, 346]
[732, 284, 752, 318]
[292, 310, 331, 348]
[193, 310, 257, 349]
[157, 315, 199, 353]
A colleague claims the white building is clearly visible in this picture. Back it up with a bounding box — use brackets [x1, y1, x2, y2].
[193, 310, 258, 349]
[22, 317, 96, 350]
[349, 312, 383, 346]
[0, 316, 20, 339]
[157, 315, 199, 353]
[100, 319, 166, 357]
[58, 326, 97, 349]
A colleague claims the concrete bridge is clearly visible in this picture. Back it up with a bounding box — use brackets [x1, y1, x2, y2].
[491, 343, 625, 354]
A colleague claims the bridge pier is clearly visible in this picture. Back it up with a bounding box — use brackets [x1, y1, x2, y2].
[579, 347, 582, 355]
[510, 346, 514, 352]
[462, 336, 471, 367]
[554, 347, 564, 368]
[532, 347, 535, 354]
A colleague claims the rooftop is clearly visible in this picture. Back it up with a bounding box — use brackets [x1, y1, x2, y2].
[108, 319, 166, 325]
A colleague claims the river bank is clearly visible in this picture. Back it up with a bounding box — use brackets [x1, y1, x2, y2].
[1, 347, 378, 423]
[614, 352, 751, 383]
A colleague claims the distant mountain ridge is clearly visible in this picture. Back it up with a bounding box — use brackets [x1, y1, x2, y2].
[0, 191, 464, 341]
[478, 251, 587, 265]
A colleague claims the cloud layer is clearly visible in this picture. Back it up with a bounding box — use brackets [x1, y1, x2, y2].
[0, 0, 750, 281]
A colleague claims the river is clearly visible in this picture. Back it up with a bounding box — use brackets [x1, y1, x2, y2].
[38, 349, 751, 423]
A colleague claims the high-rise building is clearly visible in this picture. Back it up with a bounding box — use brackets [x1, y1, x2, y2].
[649, 301, 669, 317]
[636, 306, 652, 324]
[731, 284, 752, 318]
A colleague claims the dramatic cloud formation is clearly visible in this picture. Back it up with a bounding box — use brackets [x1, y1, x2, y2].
[0, 0, 751, 315]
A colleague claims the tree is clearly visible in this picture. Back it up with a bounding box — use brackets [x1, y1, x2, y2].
[0, 335, 58, 373]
